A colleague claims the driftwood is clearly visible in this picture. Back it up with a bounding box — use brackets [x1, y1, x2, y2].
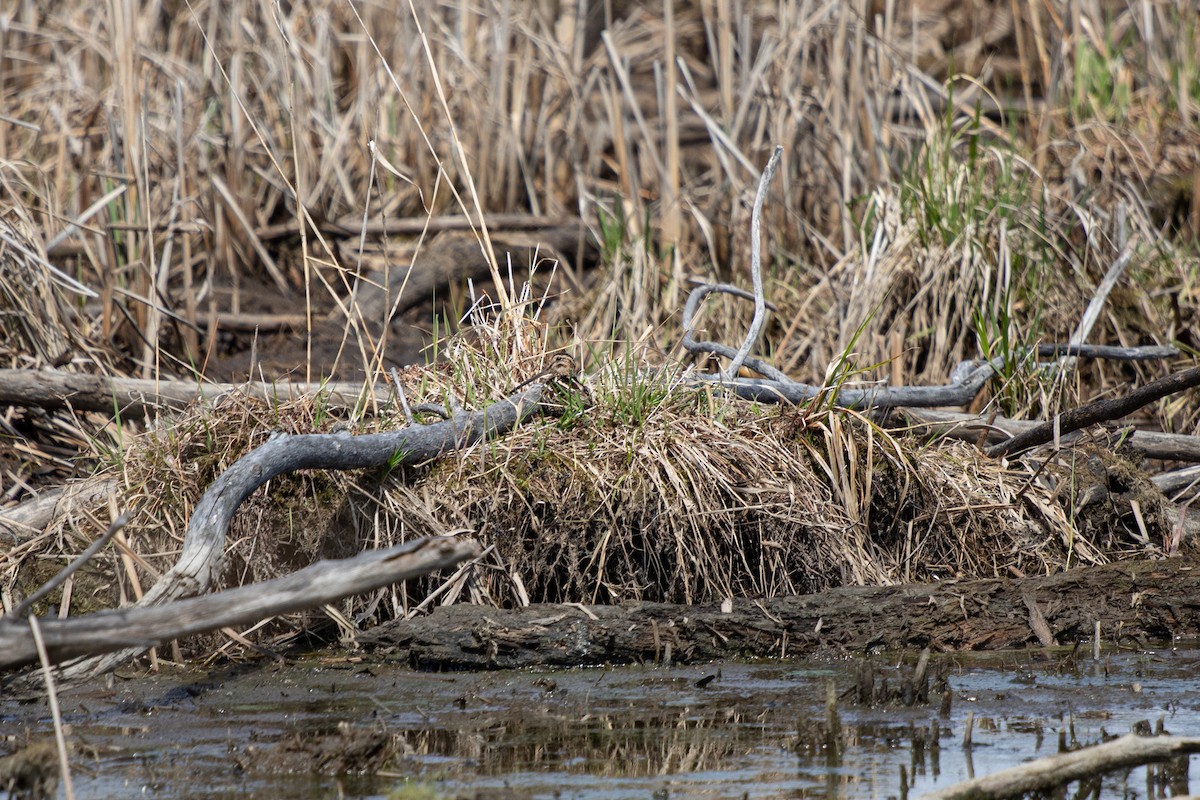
[921, 733, 1200, 800]
[0, 479, 119, 546]
[902, 409, 1200, 463]
[4, 385, 547, 685]
[357, 556, 1200, 670]
[986, 365, 1200, 457]
[0, 368, 390, 417]
[0, 536, 478, 675]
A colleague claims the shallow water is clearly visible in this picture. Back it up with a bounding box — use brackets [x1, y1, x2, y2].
[3, 646, 1199, 799]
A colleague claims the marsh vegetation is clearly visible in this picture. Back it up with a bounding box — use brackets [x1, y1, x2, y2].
[1, 0, 1199, 792]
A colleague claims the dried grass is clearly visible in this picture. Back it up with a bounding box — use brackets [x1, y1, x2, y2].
[1, 317, 1175, 656]
[1, 0, 1198, 657]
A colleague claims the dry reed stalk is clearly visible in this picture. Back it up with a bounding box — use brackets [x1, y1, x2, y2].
[1, 1, 1198, 664]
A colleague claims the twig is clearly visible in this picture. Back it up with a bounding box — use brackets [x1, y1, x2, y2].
[987, 365, 1200, 458]
[1035, 343, 1178, 361]
[920, 733, 1200, 800]
[724, 145, 783, 381]
[389, 368, 415, 425]
[680, 281, 785, 379]
[12, 514, 130, 618]
[1062, 239, 1137, 370]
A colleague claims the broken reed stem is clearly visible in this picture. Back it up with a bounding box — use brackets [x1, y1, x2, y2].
[28, 616, 75, 800]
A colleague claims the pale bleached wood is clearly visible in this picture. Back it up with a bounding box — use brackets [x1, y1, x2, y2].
[0, 368, 388, 417]
[0, 535, 479, 675]
[904, 408, 1200, 462]
[920, 733, 1200, 800]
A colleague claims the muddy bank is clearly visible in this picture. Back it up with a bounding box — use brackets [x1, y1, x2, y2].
[360, 556, 1200, 669]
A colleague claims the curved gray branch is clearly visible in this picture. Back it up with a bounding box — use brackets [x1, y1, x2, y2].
[42, 385, 546, 682]
[680, 282, 787, 381]
[724, 145, 783, 380]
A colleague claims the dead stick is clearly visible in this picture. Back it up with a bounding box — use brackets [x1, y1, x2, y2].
[0, 536, 479, 674]
[920, 733, 1200, 800]
[901, 409, 1200, 462]
[986, 365, 1200, 458]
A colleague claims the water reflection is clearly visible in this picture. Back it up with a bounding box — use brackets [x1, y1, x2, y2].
[4, 651, 1200, 799]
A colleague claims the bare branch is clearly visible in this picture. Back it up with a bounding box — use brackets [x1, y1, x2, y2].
[0, 536, 479, 675]
[922, 733, 1200, 800]
[987, 365, 1200, 457]
[724, 145, 783, 380]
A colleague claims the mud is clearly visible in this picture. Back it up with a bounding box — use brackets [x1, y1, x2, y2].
[3, 646, 1199, 799]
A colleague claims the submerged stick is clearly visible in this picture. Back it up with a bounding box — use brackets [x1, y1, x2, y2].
[920, 733, 1200, 800]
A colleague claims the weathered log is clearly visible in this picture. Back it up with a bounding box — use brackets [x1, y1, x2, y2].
[0, 479, 119, 546]
[0, 535, 479, 675]
[904, 408, 1200, 462]
[359, 556, 1200, 669]
[0, 368, 388, 417]
[987, 365, 1200, 457]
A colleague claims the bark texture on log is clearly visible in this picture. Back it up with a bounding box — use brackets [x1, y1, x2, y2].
[0, 368, 387, 417]
[360, 556, 1200, 669]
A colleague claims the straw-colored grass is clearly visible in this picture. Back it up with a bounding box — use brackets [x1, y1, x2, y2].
[1, 314, 1176, 657]
[2, 0, 1199, 658]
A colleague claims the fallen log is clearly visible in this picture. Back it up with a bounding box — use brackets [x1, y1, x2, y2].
[0, 479, 119, 546]
[0, 368, 390, 417]
[902, 408, 1200, 463]
[358, 555, 1200, 669]
[986, 365, 1200, 457]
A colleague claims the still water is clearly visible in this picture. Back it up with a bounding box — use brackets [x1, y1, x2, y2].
[3, 647, 1198, 799]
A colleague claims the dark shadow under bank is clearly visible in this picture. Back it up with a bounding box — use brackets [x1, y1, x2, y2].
[360, 555, 1200, 669]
